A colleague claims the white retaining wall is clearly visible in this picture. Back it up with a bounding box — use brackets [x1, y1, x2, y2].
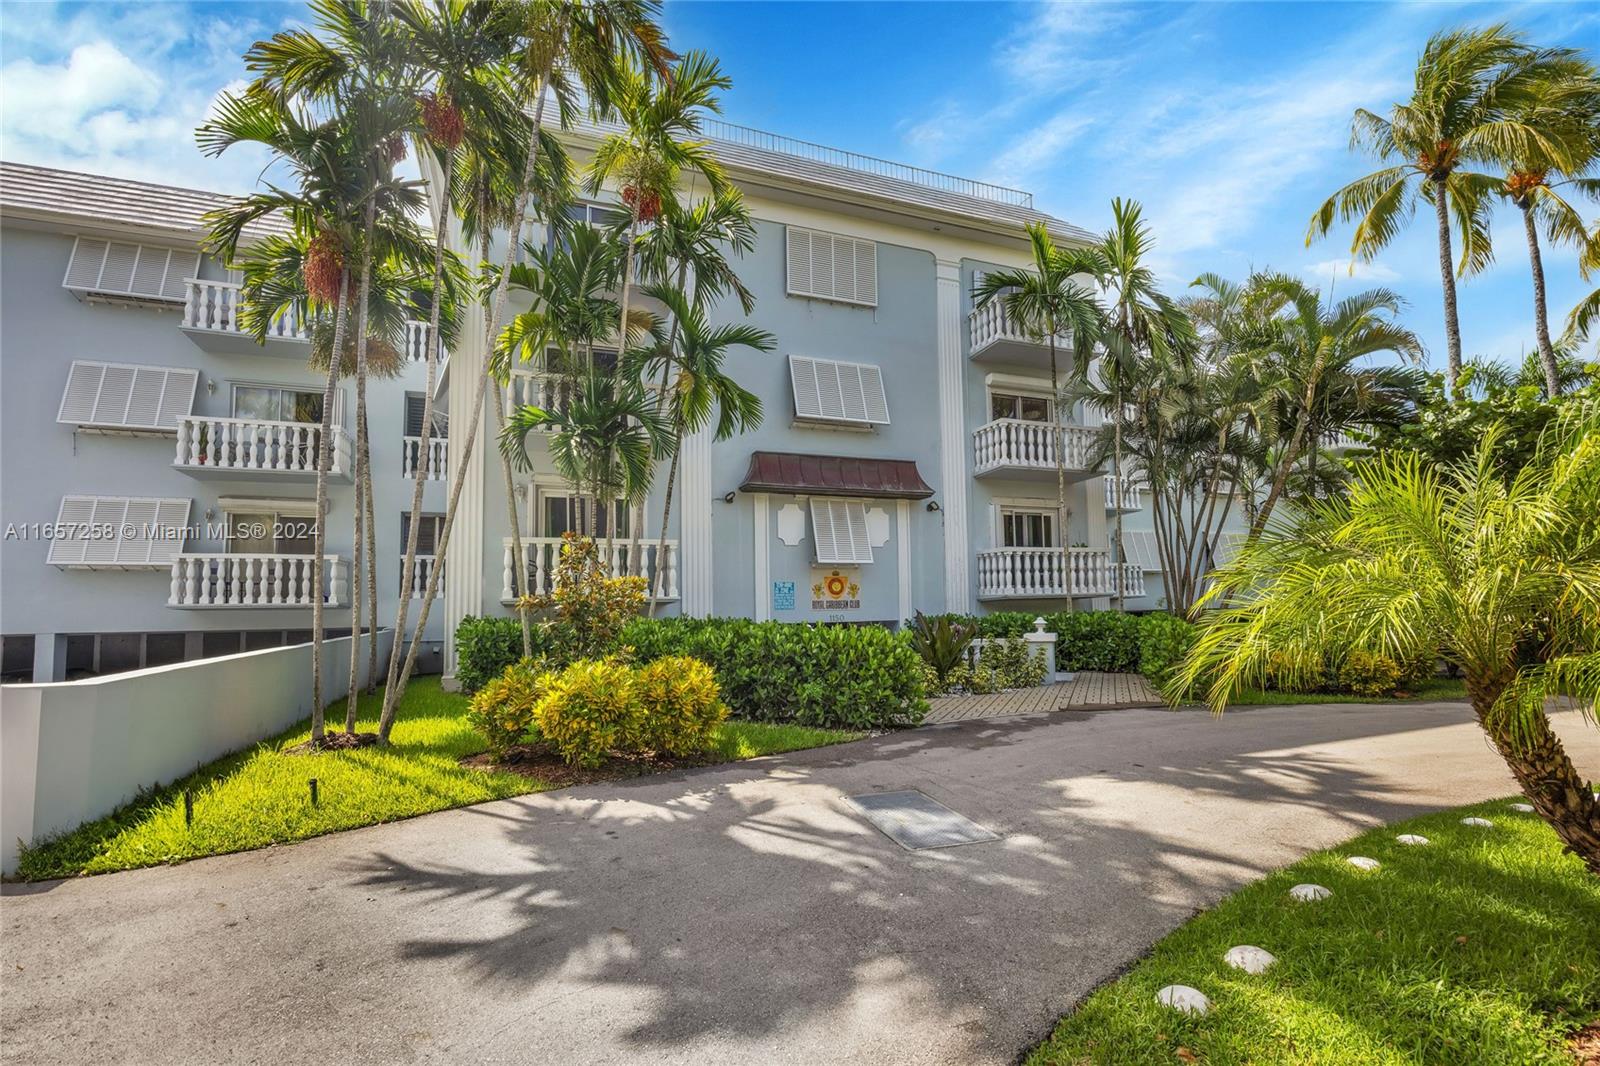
[1, 630, 393, 875]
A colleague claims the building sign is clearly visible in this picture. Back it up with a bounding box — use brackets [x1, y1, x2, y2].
[811, 569, 860, 611]
[772, 580, 796, 611]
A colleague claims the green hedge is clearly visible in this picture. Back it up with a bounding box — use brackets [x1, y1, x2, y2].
[454, 616, 526, 695]
[620, 617, 927, 730]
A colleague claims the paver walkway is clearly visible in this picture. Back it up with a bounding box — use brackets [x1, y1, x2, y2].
[9, 700, 1590, 1066]
[925, 670, 1162, 723]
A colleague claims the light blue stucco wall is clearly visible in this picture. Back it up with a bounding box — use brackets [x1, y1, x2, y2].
[0, 223, 445, 675]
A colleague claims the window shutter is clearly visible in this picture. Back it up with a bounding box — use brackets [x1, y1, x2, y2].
[57, 361, 197, 432]
[405, 393, 426, 437]
[1121, 530, 1160, 571]
[785, 227, 812, 295]
[810, 499, 840, 563]
[843, 501, 871, 562]
[788, 356, 890, 426]
[852, 237, 877, 304]
[61, 236, 197, 302]
[785, 226, 877, 307]
[45, 496, 190, 569]
[809, 499, 874, 564]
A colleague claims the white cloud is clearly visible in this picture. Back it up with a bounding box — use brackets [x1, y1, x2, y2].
[1303, 258, 1401, 283]
[998, 2, 1139, 91]
[987, 111, 1094, 186]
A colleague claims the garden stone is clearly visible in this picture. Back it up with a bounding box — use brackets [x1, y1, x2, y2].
[1509, 803, 1534, 813]
[1395, 834, 1429, 846]
[1223, 946, 1277, 974]
[1346, 856, 1380, 871]
[1289, 883, 1332, 902]
[1460, 817, 1494, 828]
[1156, 985, 1211, 1015]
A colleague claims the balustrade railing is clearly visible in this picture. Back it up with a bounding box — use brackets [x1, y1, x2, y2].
[969, 301, 1070, 354]
[973, 418, 1093, 475]
[501, 536, 678, 602]
[1104, 475, 1143, 512]
[174, 416, 352, 477]
[182, 278, 308, 341]
[402, 554, 440, 597]
[976, 547, 1145, 600]
[401, 434, 446, 480]
[168, 553, 345, 607]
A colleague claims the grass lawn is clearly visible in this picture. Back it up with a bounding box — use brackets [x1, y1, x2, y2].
[1228, 677, 1469, 706]
[1027, 798, 1600, 1065]
[16, 677, 863, 881]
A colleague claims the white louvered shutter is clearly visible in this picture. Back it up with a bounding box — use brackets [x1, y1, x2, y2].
[91, 365, 136, 425]
[1121, 530, 1160, 571]
[788, 356, 890, 426]
[64, 238, 109, 289]
[45, 496, 189, 568]
[44, 497, 97, 566]
[57, 361, 106, 424]
[857, 364, 889, 424]
[62, 237, 197, 302]
[843, 501, 871, 562]
[811, 499, 840, 563]
[57, 361, 198, 432]
[99, 243, 140, 292]
[785, 228, 812, 296]
[852, 238, 877, 304]
[810, 499, 874, 564]
[156, 368, 199, 428]
[789, 356, 824, 420]
[786, 227, 877, 306]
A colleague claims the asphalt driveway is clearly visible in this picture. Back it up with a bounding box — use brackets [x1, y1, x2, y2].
[5, 700, 1596, 1066]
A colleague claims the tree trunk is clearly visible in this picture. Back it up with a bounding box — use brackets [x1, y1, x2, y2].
[491, 379, 532, 657]
[1111, 379, 1126, 613]
[364, 444, 377, 693]
[1433, 176, 1464, 398]
[1049, 336, 1069, 606]
[649, 438, 681, 610]
[309, 267, 351, 746]
[1520, 199, 1560, 398]
[346, 462, 363, 728]
[644, 263, 690, 619]
[383, 143, 454, 716]
[1468, 675, 1600, 875]
[347, 206, 375, 727]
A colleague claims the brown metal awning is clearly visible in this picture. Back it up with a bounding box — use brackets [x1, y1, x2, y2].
[738, 451, 935, 500]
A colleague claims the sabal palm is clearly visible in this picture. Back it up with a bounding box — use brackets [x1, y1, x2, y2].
[973, 223, 1104, 580]
[1493, 68, 1600, 396]
[1174, 405, 1600, 873]
[1308, 24, 1586, 394]
[631, 283, 773, 607]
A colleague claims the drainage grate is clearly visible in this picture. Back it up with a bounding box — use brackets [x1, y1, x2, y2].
[849, 790, 1000, 851]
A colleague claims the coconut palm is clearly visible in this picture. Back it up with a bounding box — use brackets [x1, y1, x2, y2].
[973, 224, 1105, 591]
[1174, 403, 1600, 873]
[1090, 199, 1196, 609]
[1307, 25, 1587, 395]
[630, 283, 772, 610]
[1492, 67, 1600, 395]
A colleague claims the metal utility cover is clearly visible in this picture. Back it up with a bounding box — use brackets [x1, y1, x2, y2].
[849, 790, 1000, 851]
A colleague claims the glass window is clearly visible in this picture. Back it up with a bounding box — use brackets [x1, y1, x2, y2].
[990, 390, 1052, 423]
[232, 386, 324, 424]
[1001, 509, 1057, 548]
[541, 494, 629, 539]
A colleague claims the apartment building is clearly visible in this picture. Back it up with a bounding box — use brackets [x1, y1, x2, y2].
[0, 162, 448, 683]
[0, 125, 1239, 687]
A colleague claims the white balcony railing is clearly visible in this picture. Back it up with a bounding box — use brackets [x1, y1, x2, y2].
[505, 370, 575, 430]
[501, 536, 678, 602]
[976, 547, 1145, 600]
[405, 319, 446, 362]
[973, 418, 1094, 475]
[174, 416, 352, 478]
[168, 553, 346, 608]
[1104, 474, 1143, 512]
[182, 279, 309, 341]
[401, 434, 447, 480]
[402, 554, 440, 597]
[969, 301, 1071, 356]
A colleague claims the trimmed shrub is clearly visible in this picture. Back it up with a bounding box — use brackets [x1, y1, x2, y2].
[533, 658, 642, 768]
[1051, 610, 1144, 672]
[1137, 612, 1197, 689]
[1337, 650, 1404, 698]
[974, 611, 1038, 639]
[981, 636, 1049, 688]
[518, 534, 648, 661]
[465, 657, 548, 756]
[619, 618, 927, 730]
[1264, 649, 1332, 694]
[455, 616, 525, 695]
[635, 656, 729, 756]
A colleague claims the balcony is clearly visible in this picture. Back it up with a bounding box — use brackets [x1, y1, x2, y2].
[180, 279, 310, 356]
[505, 370, 574, 428]
[401, 435, 447, 480]
[968, 302, 1073, 368]
[174, 416, 353, 482]
[973, 418, 1096, 481]
[1104, 474, 1143, 513]
[168, 553, 347, 608]
[501, 536, 678, 603]
[976, 547, 1146, 601]
[402, 554, 441, 598]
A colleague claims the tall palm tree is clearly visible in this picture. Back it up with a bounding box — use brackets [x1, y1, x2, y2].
[1174, 404, 1600, 873]
[1492, 66, 1600, 396]
[1308, 25, 1583, 395]
[973, 224, 1104, 595]
[1090, 199, 1195, 609]
[630, 283, 772, 612]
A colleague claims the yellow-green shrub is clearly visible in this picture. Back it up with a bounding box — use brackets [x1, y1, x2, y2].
[465, 658, 548, 756]
[533, 658, 642, 768]
[1337, 650, 1403, 697]
[635, 656, 728, 755]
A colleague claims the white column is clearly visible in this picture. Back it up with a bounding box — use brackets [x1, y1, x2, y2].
[441, 291, 488, 684]
[935, 258, 970, 612]
[896, 499, 912, 624]
[752, 492, 770, 623]
[679, 422, 714, 616]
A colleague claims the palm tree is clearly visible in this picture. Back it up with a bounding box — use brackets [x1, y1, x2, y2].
[1308, 25, 1584, 395]
[1173, 404, 1600, 873]
[1234, 273, 1424, 537]
[630, 283, 772, 611]
[973, 224, 1104, 594]
[1091, 199, 1195, 609]
[1492, 66, 1600, 396]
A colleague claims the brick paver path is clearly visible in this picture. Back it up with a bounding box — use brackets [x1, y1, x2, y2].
[924, 671, 1163, 724]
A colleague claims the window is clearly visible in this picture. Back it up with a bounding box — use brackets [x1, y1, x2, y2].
[1120, 530, 1162, 571]
[789, 355, 890, 426]
[62, 237, 200, 303]
[400, 512, 446, 555]
[225, 508, 316, 555]
[404, 393, 447, 438]
[810, 499, 873, 564]
[989, 390, 1052, 423]
[538, 202, 630, 257]
[785, 226, 878, 306]
[1000, 507, 1057, 548]
[231, 385, 333, 425]
[57, 360, 198, 433]
[45, 496, 191, 569]
[540, 493, 630, 539]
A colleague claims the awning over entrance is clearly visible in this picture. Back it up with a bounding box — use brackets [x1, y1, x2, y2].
[738, 451, 935, 500]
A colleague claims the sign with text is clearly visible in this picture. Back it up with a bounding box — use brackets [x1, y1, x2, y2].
[811, 569, 860, 611]
[772, 580, 796, 611]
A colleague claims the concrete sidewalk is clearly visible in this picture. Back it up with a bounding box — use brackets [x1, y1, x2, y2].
[4, 700, 1595, 1066]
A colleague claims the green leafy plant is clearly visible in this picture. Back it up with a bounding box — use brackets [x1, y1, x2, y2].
[981, 636, 1049, 688]
[635, 655, 728, 755]
[1136, 613, 1198, 688]
[1337, 650, 1404, 698]
[1051, 611, 1145, 672]
[456, 616, 535, 695]
[533, 658, 642, 768]
[466, 658, 549, 757]
[517, 534, 647, 662]
[908, 611, 978, 687]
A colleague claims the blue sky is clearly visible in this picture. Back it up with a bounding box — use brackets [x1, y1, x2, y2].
[3, 1, 1596, 368]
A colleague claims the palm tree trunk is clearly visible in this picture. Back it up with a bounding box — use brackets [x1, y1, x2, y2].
[1468, 675, 1600, 875]
[491, 380, 532, 658]
[1520, 200, 1560, 398]
[346, 198, 376, 726]
[383, 143, 454, 715]
[363, 435, 377, 693]
[644, 263, 690, 618]
[310, 267, 351, 746]
[346, 459, 364, 729]
[1111, 379, 1126, 613]
[1048, 336, 1068, 605]
[649, 437, 681, 610]
[1433, 176, 1464, 398]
